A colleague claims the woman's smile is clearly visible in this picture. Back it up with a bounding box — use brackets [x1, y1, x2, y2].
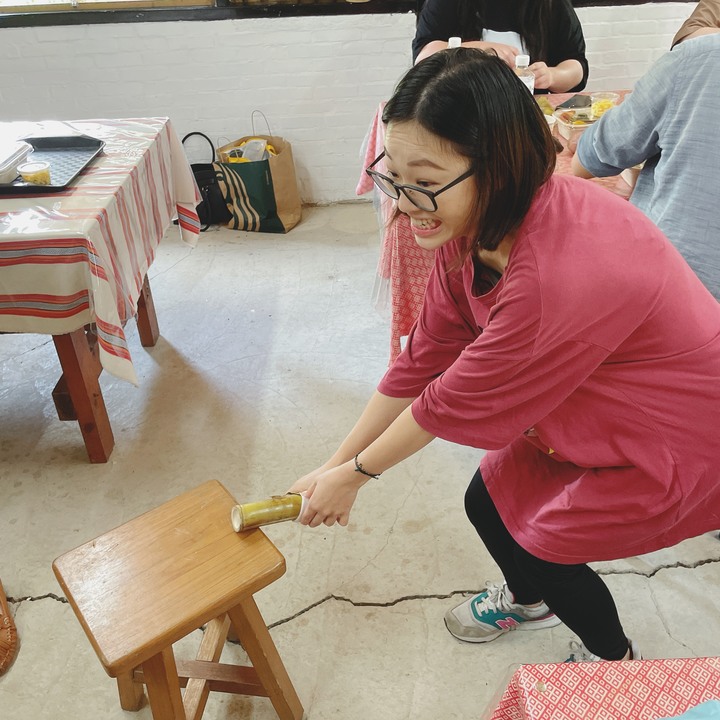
[410, 217, 443, 237]
[384, 120, 476, 250]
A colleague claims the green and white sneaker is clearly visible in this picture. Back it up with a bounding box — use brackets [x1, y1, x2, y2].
[444, 582, 562, 643]
[565, 638, 643, 662]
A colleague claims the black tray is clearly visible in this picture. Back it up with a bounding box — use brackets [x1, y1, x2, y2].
[0, 134, 105, 194]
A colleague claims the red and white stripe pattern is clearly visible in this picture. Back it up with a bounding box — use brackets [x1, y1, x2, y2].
[0, 117, 201, 384]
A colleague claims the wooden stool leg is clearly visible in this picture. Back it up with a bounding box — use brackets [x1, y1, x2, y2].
[142, 646, 185, 720]
[226, 623, 239, 643]
[136, 275, 159, 347]
[117, 669, 145, 711]
[53, 329, 114, 463]
[183, 615, 231, 720]
[227, 597, 303, 720]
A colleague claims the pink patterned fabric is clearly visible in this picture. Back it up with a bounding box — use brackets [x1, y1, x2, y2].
[380, 219, 435, 362]
[357, 102, 436, 362]
[488, 657, 720, 720]
[356, 102, 385, 197]
[358, 93, 631, 364]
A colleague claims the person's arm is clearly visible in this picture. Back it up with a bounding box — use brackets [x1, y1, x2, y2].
[571, 152, 595, 179]
[291, 243, 477, 527]
[412, 0, 523, 66]
[573, 47, 680, 179]
[528, 58, 583, 92]
[545, 0, 589, 91]
[412, 0, 462, 62]
[290, 401, 434, 528]
[414, 40, 452, 63]
[290, 390, 416, 489]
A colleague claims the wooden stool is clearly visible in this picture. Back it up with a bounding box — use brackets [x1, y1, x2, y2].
[53, 481, 303, 720]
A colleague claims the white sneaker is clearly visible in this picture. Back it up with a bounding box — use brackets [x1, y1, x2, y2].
[565, 638, 643, 662]
[444, 582, 562, 643]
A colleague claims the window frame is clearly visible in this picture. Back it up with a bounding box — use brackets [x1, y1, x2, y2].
[0, 0, 213, 13]
[0, 0, 695, 29]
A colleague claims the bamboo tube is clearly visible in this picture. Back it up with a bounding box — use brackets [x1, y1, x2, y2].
[231, 493, 306, 532]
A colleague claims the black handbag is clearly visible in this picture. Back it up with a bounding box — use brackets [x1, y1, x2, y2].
[181, 132, 232, 231]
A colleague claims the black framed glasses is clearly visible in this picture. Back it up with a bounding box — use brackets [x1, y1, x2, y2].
[365, 151, 474, 212]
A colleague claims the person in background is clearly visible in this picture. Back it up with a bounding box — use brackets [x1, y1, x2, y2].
[412, 0, 588, 92]
[290, 49, 720, 663]
[571, 7, 720, 299]
[672, 0, 720, 47]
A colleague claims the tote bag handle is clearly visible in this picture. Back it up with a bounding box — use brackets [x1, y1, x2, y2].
[181, 131, 216, 163]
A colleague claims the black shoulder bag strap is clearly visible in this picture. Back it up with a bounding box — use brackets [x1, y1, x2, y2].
[181, 132, 231, 232]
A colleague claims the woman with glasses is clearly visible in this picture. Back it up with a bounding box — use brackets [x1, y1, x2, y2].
[413, 0, 588, 93]
[289, 49, 720, 662]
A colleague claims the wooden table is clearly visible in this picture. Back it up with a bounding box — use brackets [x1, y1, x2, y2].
[0, 118, 201, 462]
[357, 93, 632, 363]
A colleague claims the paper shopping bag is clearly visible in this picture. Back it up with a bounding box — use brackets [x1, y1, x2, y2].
[214, 135, 302, 233]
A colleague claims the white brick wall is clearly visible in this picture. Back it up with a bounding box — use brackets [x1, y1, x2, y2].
[581, 3, 697, 88]
[0, 3, 696, 204]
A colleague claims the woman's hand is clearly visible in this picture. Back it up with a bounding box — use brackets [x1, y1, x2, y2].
[289, 462, 364, 528]
[531, 59, 583, 93]
[288, 468, 323, 497]
[286, 395, 432, 528]
[528, 61, 554, 90]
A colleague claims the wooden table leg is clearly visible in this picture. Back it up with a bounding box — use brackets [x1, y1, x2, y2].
[136, 275, 159, 348]
[52, 326, 100, 421]
[53, 329, 114, 463]
[227, 597, 303, 720]
[51, 375, 76, 421]
[142, 646, 185, 720]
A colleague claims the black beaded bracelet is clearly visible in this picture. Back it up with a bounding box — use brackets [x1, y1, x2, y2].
[354, 454, 382, 480]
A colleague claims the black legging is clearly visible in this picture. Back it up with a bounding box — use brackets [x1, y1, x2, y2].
[465, 467, 630, 660]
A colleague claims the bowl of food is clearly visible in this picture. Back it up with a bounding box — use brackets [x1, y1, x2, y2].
[553, 109, 596, 152]
[17, 161, 51, 186]
[591, 91, 620, 119]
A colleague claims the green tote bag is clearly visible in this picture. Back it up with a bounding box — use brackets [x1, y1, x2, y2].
[214, 135, 302, 233]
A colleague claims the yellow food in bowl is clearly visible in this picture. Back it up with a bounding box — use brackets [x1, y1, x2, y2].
[18, 161, 51, 185]
[592, 99, 616, 118]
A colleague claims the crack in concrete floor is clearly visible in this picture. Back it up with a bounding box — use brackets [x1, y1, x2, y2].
[7, 556, 719, 631]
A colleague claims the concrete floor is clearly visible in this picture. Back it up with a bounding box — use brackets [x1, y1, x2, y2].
[1, 202, 719, 720]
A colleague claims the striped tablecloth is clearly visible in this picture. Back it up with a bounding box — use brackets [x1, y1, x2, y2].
[0, 117, 201, 385]
[486, 657, 720, 720]
[357, 94, 632, 364]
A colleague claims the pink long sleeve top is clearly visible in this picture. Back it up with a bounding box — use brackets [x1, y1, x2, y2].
[378, 175, 720, 564]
